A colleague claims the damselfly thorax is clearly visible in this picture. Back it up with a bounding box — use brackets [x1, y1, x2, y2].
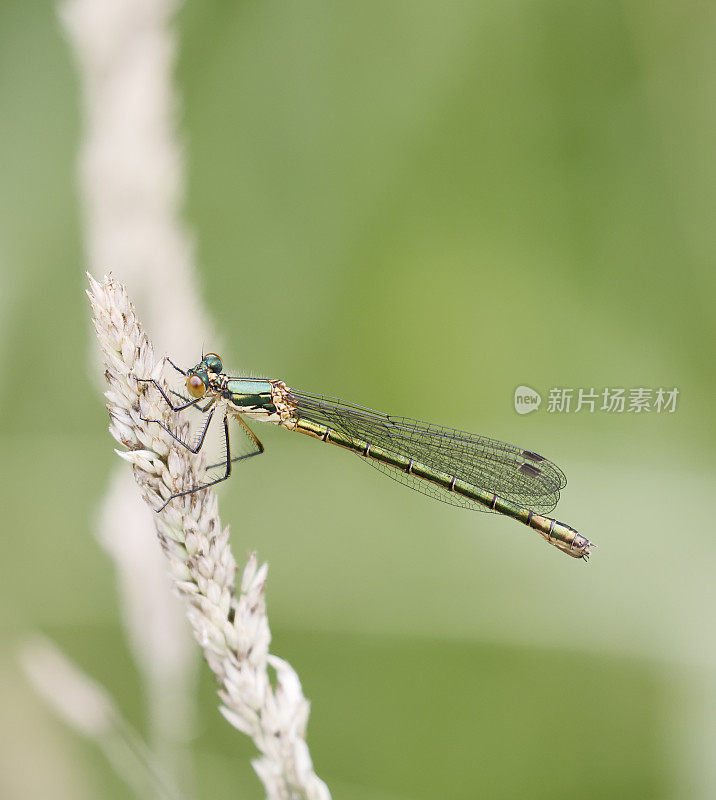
[137, 353, 593, 560]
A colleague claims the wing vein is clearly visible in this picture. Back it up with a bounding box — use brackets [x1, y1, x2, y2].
[289, 390, 566, 514]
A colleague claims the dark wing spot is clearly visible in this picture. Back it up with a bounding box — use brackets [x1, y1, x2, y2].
[518, 462, 543, 478]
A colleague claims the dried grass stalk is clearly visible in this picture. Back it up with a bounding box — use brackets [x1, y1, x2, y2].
[88, 272, 330, 800]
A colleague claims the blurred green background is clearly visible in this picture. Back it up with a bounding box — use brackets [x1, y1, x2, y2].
[1, 1, 715, 798]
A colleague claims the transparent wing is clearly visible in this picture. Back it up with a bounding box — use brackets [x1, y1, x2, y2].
[289, 390, 566, 515]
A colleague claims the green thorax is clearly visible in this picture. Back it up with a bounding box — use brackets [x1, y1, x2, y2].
[225, 378, 277, 415]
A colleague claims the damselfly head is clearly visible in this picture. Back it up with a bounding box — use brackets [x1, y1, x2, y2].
[184, 353, 223, 398]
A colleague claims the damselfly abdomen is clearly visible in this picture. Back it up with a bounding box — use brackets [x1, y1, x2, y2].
[138, 354, 593, 559]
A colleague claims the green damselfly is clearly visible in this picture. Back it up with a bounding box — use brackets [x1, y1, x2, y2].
[138, 354, 593, 559]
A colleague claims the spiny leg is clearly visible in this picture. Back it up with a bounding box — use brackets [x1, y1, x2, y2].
[138, 362, 216, 449]
[206, 416, 264, 470]
[168, 388, 192, 405]
[137, 377, 202, 413]
[148, 406, 216, 455]
[157, 414, 237, 511]
[166, 357, 186, 376]
[137, 378, 214, 450]
[137, 356, 201, 410]
[168, 388, 214, 413]
[139, 354, 213, 413]
[205, 446, 264, 471]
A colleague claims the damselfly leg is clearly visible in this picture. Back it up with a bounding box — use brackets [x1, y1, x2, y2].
[136, 377, 203, 413]
[137, 378, 215, 452]
[168, 388, 214, 412]
[154, 415, 264, 511]
[138, 362, 265, 511]
[154, 414, 231, 511]
[166, 357, 187, 376]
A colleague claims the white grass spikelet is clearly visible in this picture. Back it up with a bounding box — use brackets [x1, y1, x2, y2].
[88, 273, 330, 800]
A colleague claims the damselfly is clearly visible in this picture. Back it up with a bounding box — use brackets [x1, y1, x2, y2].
[138, 354, 593, 559]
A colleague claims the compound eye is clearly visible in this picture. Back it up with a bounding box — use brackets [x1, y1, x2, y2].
[186, 374, 206, 399]
[204, 353, 223, 373]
